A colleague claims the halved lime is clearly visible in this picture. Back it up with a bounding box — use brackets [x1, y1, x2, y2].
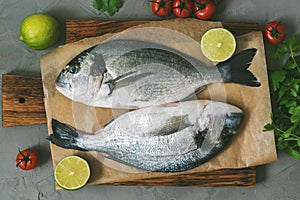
[200, 28, 236, 62]
[54, 156, 90, 190]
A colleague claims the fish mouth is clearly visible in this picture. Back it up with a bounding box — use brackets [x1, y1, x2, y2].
[224, 112, 244, 130]
[55, 80, 69, 89]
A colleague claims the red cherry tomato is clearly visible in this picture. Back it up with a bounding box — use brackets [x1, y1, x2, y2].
[264, 21, 286, 45]
[173, 0, 193, 18]
[151, 0, 173, 17]
[16, 148, 39, 170]
[194, 0, 216, 20]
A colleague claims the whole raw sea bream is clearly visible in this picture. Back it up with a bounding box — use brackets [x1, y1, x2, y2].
[48, 100, 244, 172]
[55, 40, 260, 108]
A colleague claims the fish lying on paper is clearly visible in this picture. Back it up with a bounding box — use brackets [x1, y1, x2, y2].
[55, 40, 260, 109]
[47, 100, 244, 172]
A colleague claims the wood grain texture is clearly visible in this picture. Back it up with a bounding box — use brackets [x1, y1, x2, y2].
[105, 167, 256, 187]
[66, 20, 150, 43]
[66, 20, 259, 43]
[2, 74, 47, 127]
[2, 20, 258, 187]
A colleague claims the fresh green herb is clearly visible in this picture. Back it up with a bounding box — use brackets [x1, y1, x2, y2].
[264, 35, 300, 159]
[93, 0, 123, 16]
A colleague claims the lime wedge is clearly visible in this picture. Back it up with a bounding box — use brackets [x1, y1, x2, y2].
[200, 28, 236, 62]
[54, 156, 90, 190]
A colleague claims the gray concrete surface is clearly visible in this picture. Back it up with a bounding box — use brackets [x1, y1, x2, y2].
[1, 0, 300, 199]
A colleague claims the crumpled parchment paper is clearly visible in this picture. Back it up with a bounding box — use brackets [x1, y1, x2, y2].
[41, 19, 277, 186]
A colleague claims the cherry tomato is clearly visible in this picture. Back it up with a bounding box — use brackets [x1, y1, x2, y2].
[194, 0, 216, 20]
[173, 0, 193, 18]
[264, 21, 286, 45]
[151, 0, 173, 17]
[16, 148, 39, 170]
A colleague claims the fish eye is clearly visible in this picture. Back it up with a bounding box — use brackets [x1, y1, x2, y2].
[67, 65, 80, 74]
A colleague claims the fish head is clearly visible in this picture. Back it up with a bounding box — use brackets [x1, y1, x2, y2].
[195, 102, 244, 147]
[56, 50, 107, 102]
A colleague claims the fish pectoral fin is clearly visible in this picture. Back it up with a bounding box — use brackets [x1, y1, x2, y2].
[104, 71, 153, 95]
[150, 115, 192, 137]
[195, 85, 207, 94]
[107, 70, 137, 84]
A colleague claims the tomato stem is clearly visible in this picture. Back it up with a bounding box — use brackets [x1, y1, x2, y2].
[150, 0, 173, 16]
[16, 160, 23, 167]
[16, 148, 32, 169]
[266, 21, 284, 40]
[195, 0, 208, 10]
[173, 0, 192, 16]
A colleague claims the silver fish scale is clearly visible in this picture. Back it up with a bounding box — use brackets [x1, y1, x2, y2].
[130, 77, 192, 102]
[99, 107, 190, 137]
[108, 69, 199, 106]
[104, 146, 208, 172]
[98, 47, 221, 107]
[107, 48, 202, 82]
[85, 126, 199, 157]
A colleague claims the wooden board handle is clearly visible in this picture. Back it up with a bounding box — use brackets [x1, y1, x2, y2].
[2, 74, 47, 127]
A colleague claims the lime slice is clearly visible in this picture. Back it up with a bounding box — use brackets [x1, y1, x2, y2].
[200, 28, 236, 62]
[54, 156, 90, 190]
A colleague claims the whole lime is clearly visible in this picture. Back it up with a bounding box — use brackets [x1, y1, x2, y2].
[19, 13, 60, 50]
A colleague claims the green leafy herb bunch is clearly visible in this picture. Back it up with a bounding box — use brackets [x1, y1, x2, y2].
[264, 35, 300, 159]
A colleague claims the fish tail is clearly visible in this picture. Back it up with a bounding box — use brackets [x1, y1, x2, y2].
[46, 119, 87, 151]
[217, 48, 261, 87]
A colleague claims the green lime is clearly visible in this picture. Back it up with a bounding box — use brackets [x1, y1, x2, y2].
[19, 13, 60, 50]
[54, 156, 90, 190]
[200, 28, 236, 62]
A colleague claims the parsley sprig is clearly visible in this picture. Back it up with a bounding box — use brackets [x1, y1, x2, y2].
[264, 35, 300, 159]
[93, 0, 123, 16]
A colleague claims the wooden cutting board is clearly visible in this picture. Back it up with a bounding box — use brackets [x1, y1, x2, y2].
[2, 20, 259, 187]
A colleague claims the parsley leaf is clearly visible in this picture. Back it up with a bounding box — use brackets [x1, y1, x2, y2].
[273, 44, 288, 59]
[270, 70, 286, 92]
[263, 123, 275, 131]
[291, 106, 300, 123]
[289, 148, 300, 159]
[266, 35, 300, 159]
[93, 0, 123, 16]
